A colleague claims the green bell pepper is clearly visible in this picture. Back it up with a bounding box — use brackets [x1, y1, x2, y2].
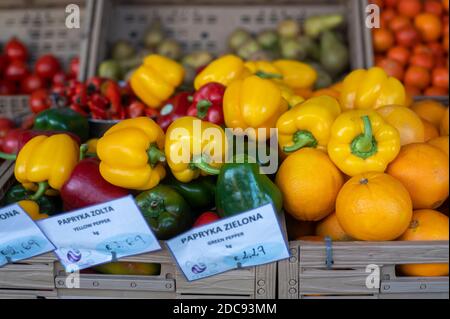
[135, 185, 193, 240]
[3, 184, 62, 216]
[163, 174, 216, 211]
[216, 162, 282, 217]
[33, 108, 89, 142]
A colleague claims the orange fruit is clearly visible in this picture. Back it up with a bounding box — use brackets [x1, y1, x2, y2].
[387, 143, 449, 209]
[373, 28, 395, 52]
[411, 99, 447, 128]
[428, 135, 449, 155]
[387, 45, 410, 65]
[432, 67, 449, 88]
[389, 15, 411, 33]
[395, 25, 421, 47]
[398, 209, 449, 276]
[424, 86, 449, 95]
[440, 107, 449, 135]
[415, 13, 443, 42]
[444, 0, 449, 11]
[316, 212, 352, 241]
[377, 105, 425, 145]
[376, 58, 405, 80]
[404, 66, 431, 89]
[275, 148, 344, 221]
[424, 0, 444, 15]
[336, 172, 413, 241]
[397, 0, 422, 17]
[405, 92, 414, 107]
[422, 119, 440, 141]
[381, 9, 397, 28]
[409, 52, 435, 69]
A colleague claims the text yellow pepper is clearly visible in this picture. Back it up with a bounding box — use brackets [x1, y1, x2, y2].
[339, 67, 406, 111]
[165, 116, 227, 183]
[277, 95, 341, 154]
[97, 117, 166, 190]
[130, 54, 185, 109]
[223, 75, 288, 141]
[18, 200, 48, 221]
[194, 54, 251, 89]
[14, 134, 79, 200]
[328, 110, 401, 176]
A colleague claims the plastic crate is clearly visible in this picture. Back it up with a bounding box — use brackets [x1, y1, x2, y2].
[86, 0, 366, 78]
[0, 0, 95, 120]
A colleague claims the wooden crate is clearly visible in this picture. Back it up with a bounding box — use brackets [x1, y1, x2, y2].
[279, 240, 449, 299]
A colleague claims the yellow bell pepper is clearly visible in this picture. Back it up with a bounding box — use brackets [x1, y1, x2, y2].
[223, 75, 288, 141]
[339, 67, 406, 111]
[15, 134, 79, 200]
[277, 82, 305, 108]
[272, 60, 317, 90]
[244, 60, 282, 77]
[97, 117, 166, 190]
[18, 200, 48, 221]
[86, 138, 98, 154]
[165, 116, 227, 183]
[130, 54, 185, 109]
[328, 110, 401, 176]
[277, 95, 341, 153]
[194, 54, 251, 89]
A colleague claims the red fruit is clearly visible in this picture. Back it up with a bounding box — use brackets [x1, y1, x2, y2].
[35, 54, 61, 80]
[405, 85, 422, 96]
[385, 0, 398, 7]
[52, 71, 67, 85]
[0, 128, 25, 153]
[404, 66, 431, 89]
[20, 74, 45, 94]
[373, 28, 395, 52]
[387, 46, 410, 65]
[397, 0, 422, 18]
[69, 57, 80, 79]
[51, 83, 66, 96]
[0, 118, 15, 142]
[424, 86, 448, 95]
[428, 42, 445, 58]
[0, 80, 16, 95]
[432, 67, 449, 88]
[389, 16, 411, 33]
[4, 60, 28, 82]
[424, 0, 444, 16]
[29, 89, 51, 113]
[414, 13, 442, 42]
[396, 26, 421, 47]
[127, 101, 146, 118]
[381, 9, 397, 27]
[0, 54, 8, 76]
[4, 37, 28, 62]
[376, 58, 405, 80]
[193, 212, 220, 227]
[409, 52, 435, 69]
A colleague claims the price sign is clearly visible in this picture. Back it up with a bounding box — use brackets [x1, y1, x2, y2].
[0, 204, 55, 267]
[37, 196, 160, 272]
[167, 204, 289, 281]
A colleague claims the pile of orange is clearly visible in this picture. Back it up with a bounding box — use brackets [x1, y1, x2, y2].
[371, 0, 449, 96]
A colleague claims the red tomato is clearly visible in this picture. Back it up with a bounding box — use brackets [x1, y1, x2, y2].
[395, 26, 421, 47]
[0, 80, 16, 95]
[29, 89, 51, 113]
[20, 74, 45, 94]
[194, 212, 220, 227]
[4, 38, 28, 62]
[127, 101, 146, 118]
[52, 71, 67, 85]
[0, 54, 9, 76]
[68, 57, 80, 79]
[35, 54, 61, 80]
[409, 52, 435, 69]
[0, 128, 25, 153]
[51, 82, 66, 96]
[0, 117, 15, 140]
[4, 60, 28, 82]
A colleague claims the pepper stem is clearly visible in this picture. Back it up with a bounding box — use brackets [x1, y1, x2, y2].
[196, 100, 212, 119]
[351, 115, 378, 159]
[79, 144, 88, 161]
[255, 71, 283, 79]
[29, 182, 48, 201]
[0, 152, 17, 161]
[148, 144, 166, 167]
[191, 155, 220, 175]
[283, 130, 318, 153]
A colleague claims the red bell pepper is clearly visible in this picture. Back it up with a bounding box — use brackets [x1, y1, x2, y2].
[193, 211, 220, 227]
[60, 158, 129, 211]
[157, 91, 192, 132]
[186, 82, 225, 125]
[101, 80, 123, 116]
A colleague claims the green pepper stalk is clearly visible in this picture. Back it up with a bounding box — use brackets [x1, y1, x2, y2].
[351, 115, 378, 159]
[283, 130, 318, 153]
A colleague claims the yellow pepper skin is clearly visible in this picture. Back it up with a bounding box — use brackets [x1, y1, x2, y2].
[97, 117, 166, 190]
[165, 116, 227, 183]
[18, 200, 48, 221]
[272, 60, 317, 90]
[244, 60, 282, 77]
[86, 138, 98, 154]
[340, 67, 406, 111]
[130, 54, 184, 109]
[15, 134, 79, 199]
[276, 82, 305, 108]
[277, 95, 341, 154]
[194, 54, 250, 89]
[328, 110, 401, 176]
[223, 75, 288, 141]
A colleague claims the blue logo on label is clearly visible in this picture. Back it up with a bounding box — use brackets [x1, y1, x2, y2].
[67, 249, 82, 263]
[191, 263, 207, 274]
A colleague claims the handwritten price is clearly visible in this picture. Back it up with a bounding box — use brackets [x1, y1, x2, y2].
[233, 245, 266, 262]
[0, 239, 41, 260]
[103, 235, 147, 252]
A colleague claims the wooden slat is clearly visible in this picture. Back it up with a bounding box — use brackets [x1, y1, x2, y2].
[380, 277, 449, 294]
[298, 241, 449, 268]
[0, 263, 55, 290]
[255, 263, 276, 299]
[177, 294, 252, 299]
[176, 268, 255, 296]
[300, 268, 379, 295]
[57, 288, 175, 299]
[379, 292, 449, 299]
[278, 244, 299, 299]
[0, 289, 57, 299]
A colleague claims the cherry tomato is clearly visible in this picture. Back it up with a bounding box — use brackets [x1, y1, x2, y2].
[0, 117, 15, 140]
[52, 70, 67, 85]
[0, 128, 25, 153]
[29, 89, 51, 113]
[4, 60, 29, 82]
[0, 80, 16, 95]
[193, 212, 220, 227]
[51, 82, 66, 96]
[4, 38, 28, 62]
[20, 74, 45, 94]
[35, 54, 61, 80]
[69, 57, 80, 79]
